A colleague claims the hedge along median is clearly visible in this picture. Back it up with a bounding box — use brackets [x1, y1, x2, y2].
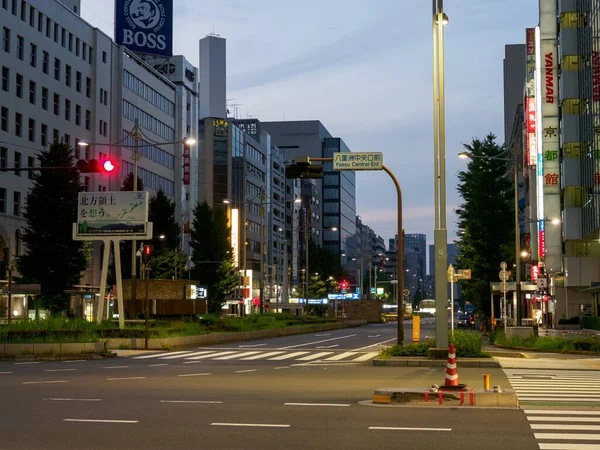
[0, 319, 367, 355]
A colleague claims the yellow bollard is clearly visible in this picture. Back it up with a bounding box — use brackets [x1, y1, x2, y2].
[483, 374, 490, 390]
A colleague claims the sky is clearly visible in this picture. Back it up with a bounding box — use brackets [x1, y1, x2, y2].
[80, 0, 540, 249]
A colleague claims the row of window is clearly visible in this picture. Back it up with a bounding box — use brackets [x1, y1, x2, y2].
[122, 162, 174, 197]
[246, 143, 266, 164]
[122, 101, 174, 142]
[123, 70, 175, 117]
[121, 130, 175, 170]
[2, 0, 100, 65]
[0, 187, 21, 216]
[0, 146, 35, 180]
[1, 28, 93, 98]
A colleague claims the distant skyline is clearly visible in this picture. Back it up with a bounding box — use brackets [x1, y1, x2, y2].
[81, 0, 539, 248]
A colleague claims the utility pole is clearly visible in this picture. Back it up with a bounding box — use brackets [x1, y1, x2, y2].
[305, 205, 309, 315]
[7, 266, 12, 324]
[259, 188, 265, 315]
[130, 120, 141, 319]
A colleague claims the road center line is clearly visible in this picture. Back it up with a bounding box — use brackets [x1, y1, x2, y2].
[63, 419, 138, 424]
[177, 373, 212, 377]
[159, 400, 222, 404]
[239, 343, 268, 348]
[354, 338, 397, 351]
[273, 367, 290, 370]
[148, 364, 169, 367]
[0, 372, 13, 374]
[368, 335, 381, 338]
[280, 334, 357, 349]
[106, 377, 146, 381]
[62, 360, 86, 363]
[235, 369, 258, 373]
[14, 362, 41, 365]
[316, 345, 339, 349]
[284, 403, 350, 407]
[44, 398, 101, 402]
[23, 380, 68, 385]
[211, 423, 290, 428]
[369, 426, 452, 432]
[103, 366, 129, 369]
[44, 369, 77, 372]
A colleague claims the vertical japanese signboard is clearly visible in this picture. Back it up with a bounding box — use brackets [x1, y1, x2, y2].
[539, 0, 560, 271]
[183, 146, 190, 185]
[526, 28, 537, 167]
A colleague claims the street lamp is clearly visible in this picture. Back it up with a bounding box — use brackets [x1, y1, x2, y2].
[433, 0, 450, 349]
[79, 121, 196, 321]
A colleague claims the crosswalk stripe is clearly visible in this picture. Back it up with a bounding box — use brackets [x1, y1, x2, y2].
[517, 393, 600, 398]
[351, 352, 379, 362]
[323, 352, 358, 361]
[520, 398, 600, 402]
[192, 351, 237, 360]
[531, 424, 600, 431]
[528, 417, 600, 423]
[213, 352, 260, 360]
[240, 352, 285, 360]
[296, 352, 333, 361]
[525, 410, 600, 415]
[534, 433, 600, 441]
[132, 351, 192, 359]
[268, 352, 310, 361]
[160, 351, 216, 360]
[538, 444, 600, 450]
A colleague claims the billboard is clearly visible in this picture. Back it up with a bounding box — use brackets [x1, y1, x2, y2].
[115, 0, 173, 57]
[76, 191, 149, 236]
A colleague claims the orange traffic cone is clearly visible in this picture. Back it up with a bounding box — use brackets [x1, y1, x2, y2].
[441, 344, 466, 391]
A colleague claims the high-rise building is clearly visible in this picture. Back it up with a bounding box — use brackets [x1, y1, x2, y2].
[404, 234, 426, 303]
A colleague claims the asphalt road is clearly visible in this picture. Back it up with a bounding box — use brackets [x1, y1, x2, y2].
[0, 358, 536, 450]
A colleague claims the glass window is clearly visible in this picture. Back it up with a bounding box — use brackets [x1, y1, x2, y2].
[28, 118, 35, 142]
[29, 5, 34, 27]
[54, 57, 60, 81]
[85, 109, 90, 130]
[0, 188, 5, 214]
[42, 51, 48, 74]
[37, 12, 42, 32]
[16, 35, 23, 60]
[3, 27, 11, 53]
[13, 191, 21, 216]
[75, 71, 81, 92]
[19, 0, 24, 20]
[15, 73, 22, 98]
[0, 147, 6, 168]
[41, 87, 48, 110]
[1, 106, 8, 131]
[64, 99, 70, 121]
[14, 151, 21, 175]
[28, 156, 34, 179]
[1, 66, 8, 91]
[41, 123, 47, 146]
[85, 77, 91, 98]
[29, 42, 36, 66]
[75, 104, 81, 125]
[53, 93, 59, 116]
[14, 112, 22, 137]
[65, 65, 71, 86]
[29, 80, 35, 104]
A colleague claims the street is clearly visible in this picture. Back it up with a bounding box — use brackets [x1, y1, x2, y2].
[0, 322, 543, 450]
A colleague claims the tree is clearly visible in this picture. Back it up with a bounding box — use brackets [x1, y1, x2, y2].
[148, 189, 179, 254]
[121, 172, 144, 192]
[150, 249, 186, 280]
[17, 142, 90, 313]
[455, 134, 514, 317]
[190, 202, 235, 314]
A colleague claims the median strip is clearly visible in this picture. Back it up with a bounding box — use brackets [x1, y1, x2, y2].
[63, 419, 138, 424]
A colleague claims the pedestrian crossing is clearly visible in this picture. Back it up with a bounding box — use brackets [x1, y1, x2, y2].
[504, 369, 600, 449]
[130, 349, 380, 364]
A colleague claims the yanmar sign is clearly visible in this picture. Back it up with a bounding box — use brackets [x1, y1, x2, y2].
[545, 52, 555, 103]
[115, 0, 173, 57]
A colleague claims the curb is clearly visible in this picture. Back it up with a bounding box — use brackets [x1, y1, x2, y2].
[372, 358, 501, 368]
[372, 387, 518, 408]
[0, 353, 117, 362]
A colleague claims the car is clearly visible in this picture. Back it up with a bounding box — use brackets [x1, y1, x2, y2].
[456, 313, 473, 329]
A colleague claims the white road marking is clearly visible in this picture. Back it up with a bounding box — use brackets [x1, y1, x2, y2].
[239, 343, 268, 348]
[538, 445, 600, 450]
[62, 360, 86, 363]
[148, 364, 169, 367]
[182, 361, 203, 364]
[369, 426, 451, 432]
[44, 398, 101, 402]
[354, 338, 397, 351]
[177, 373, 211, 377]
[235, 369, 258, 373]
[14, 362, 41, 365]
[159, 400, 222, 404]
[368, 335, 381, 338]
[525, 410, 600, 415]
[316, 345, 339, 349]
[284, 403, 350, 407]
[240, 351, 284, 360]
[44, 369, 76, 372]
[106, 377, 146, 381]
[211, 423, 290, 428]
[63, 419, 138, 424]
[273, 367, 290, 370]
[295, 352, 333, 361]
[160, 351, 213, 360]
[268, 352, 310, 361]
[22, 380, 68, 384]
[324, 352, 357, 361]
[132, 351, 191, 360]
[520, 398, 600, 402]
[0, 372, 13, 374]
[280, 334, 357, 349]
[534, 433, 600, 441]
[531, 424, 600, 431]
[103, 366, 129, 369]
[351, 352, 380, 362]
[528, 417, 600, 423]
[314, 334, 330, 337]
[214, 352, 259, 360]
[187, 351, 235, 360]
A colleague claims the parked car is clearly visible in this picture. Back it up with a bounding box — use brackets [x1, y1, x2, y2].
[456, 313, 474, 329]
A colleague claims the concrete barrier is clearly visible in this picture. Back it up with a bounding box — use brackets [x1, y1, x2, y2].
[372, 387, 518, 408]
[505, 327, 534, 341]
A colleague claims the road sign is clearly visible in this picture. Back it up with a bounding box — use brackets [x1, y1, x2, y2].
[447, 264, 455, 282]
[537, 277, 547, 288]
[457, 269, 471, 280]
[499, 270, 509, 281]
[332, 152, 383, 171]
[499, 281, 510, 293]
[370, 287, 376, 294]
[500, 261, 507, 270]
[403, 289, 410, 297]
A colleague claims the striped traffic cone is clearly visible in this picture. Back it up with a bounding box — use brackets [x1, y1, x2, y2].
[441, 344, 466, 391]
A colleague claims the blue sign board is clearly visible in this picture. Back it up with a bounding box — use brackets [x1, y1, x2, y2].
[328, 293, 361, 300]
[115, 0, 173, 57]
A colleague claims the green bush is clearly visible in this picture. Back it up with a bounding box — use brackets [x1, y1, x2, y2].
[582, 316, 600, 330]
[380, 332, 487, 358]
[450, 330, 482, 357]
[382, 340, 435, 357]
[558, 316, 580, 325]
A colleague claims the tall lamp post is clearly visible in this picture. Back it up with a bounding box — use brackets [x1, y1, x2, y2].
[79, 121, 196, 320]
[433, 0, 450, 349]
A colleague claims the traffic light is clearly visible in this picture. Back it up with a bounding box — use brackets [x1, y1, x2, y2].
[75, 159, 117, 173]
[143, 245, 152, 263]
[339, 280, 348, 292]
[285, 163, 324, 179]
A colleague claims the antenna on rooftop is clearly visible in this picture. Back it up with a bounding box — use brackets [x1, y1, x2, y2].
[207, 25, 220, 37]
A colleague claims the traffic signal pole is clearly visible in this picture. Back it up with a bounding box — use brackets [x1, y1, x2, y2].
[304, 157, 404, 345]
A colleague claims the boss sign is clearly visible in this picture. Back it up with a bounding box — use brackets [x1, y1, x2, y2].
[115, 0, 173, 57]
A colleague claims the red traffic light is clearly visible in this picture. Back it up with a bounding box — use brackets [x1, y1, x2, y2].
[144, 245, 152, 256]
[76, 159, 117, 173]
[339, 280, 348, 290]
[102, 159, 116, 172]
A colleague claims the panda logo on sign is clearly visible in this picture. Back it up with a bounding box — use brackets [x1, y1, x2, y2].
[129, 0, 160, 29]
